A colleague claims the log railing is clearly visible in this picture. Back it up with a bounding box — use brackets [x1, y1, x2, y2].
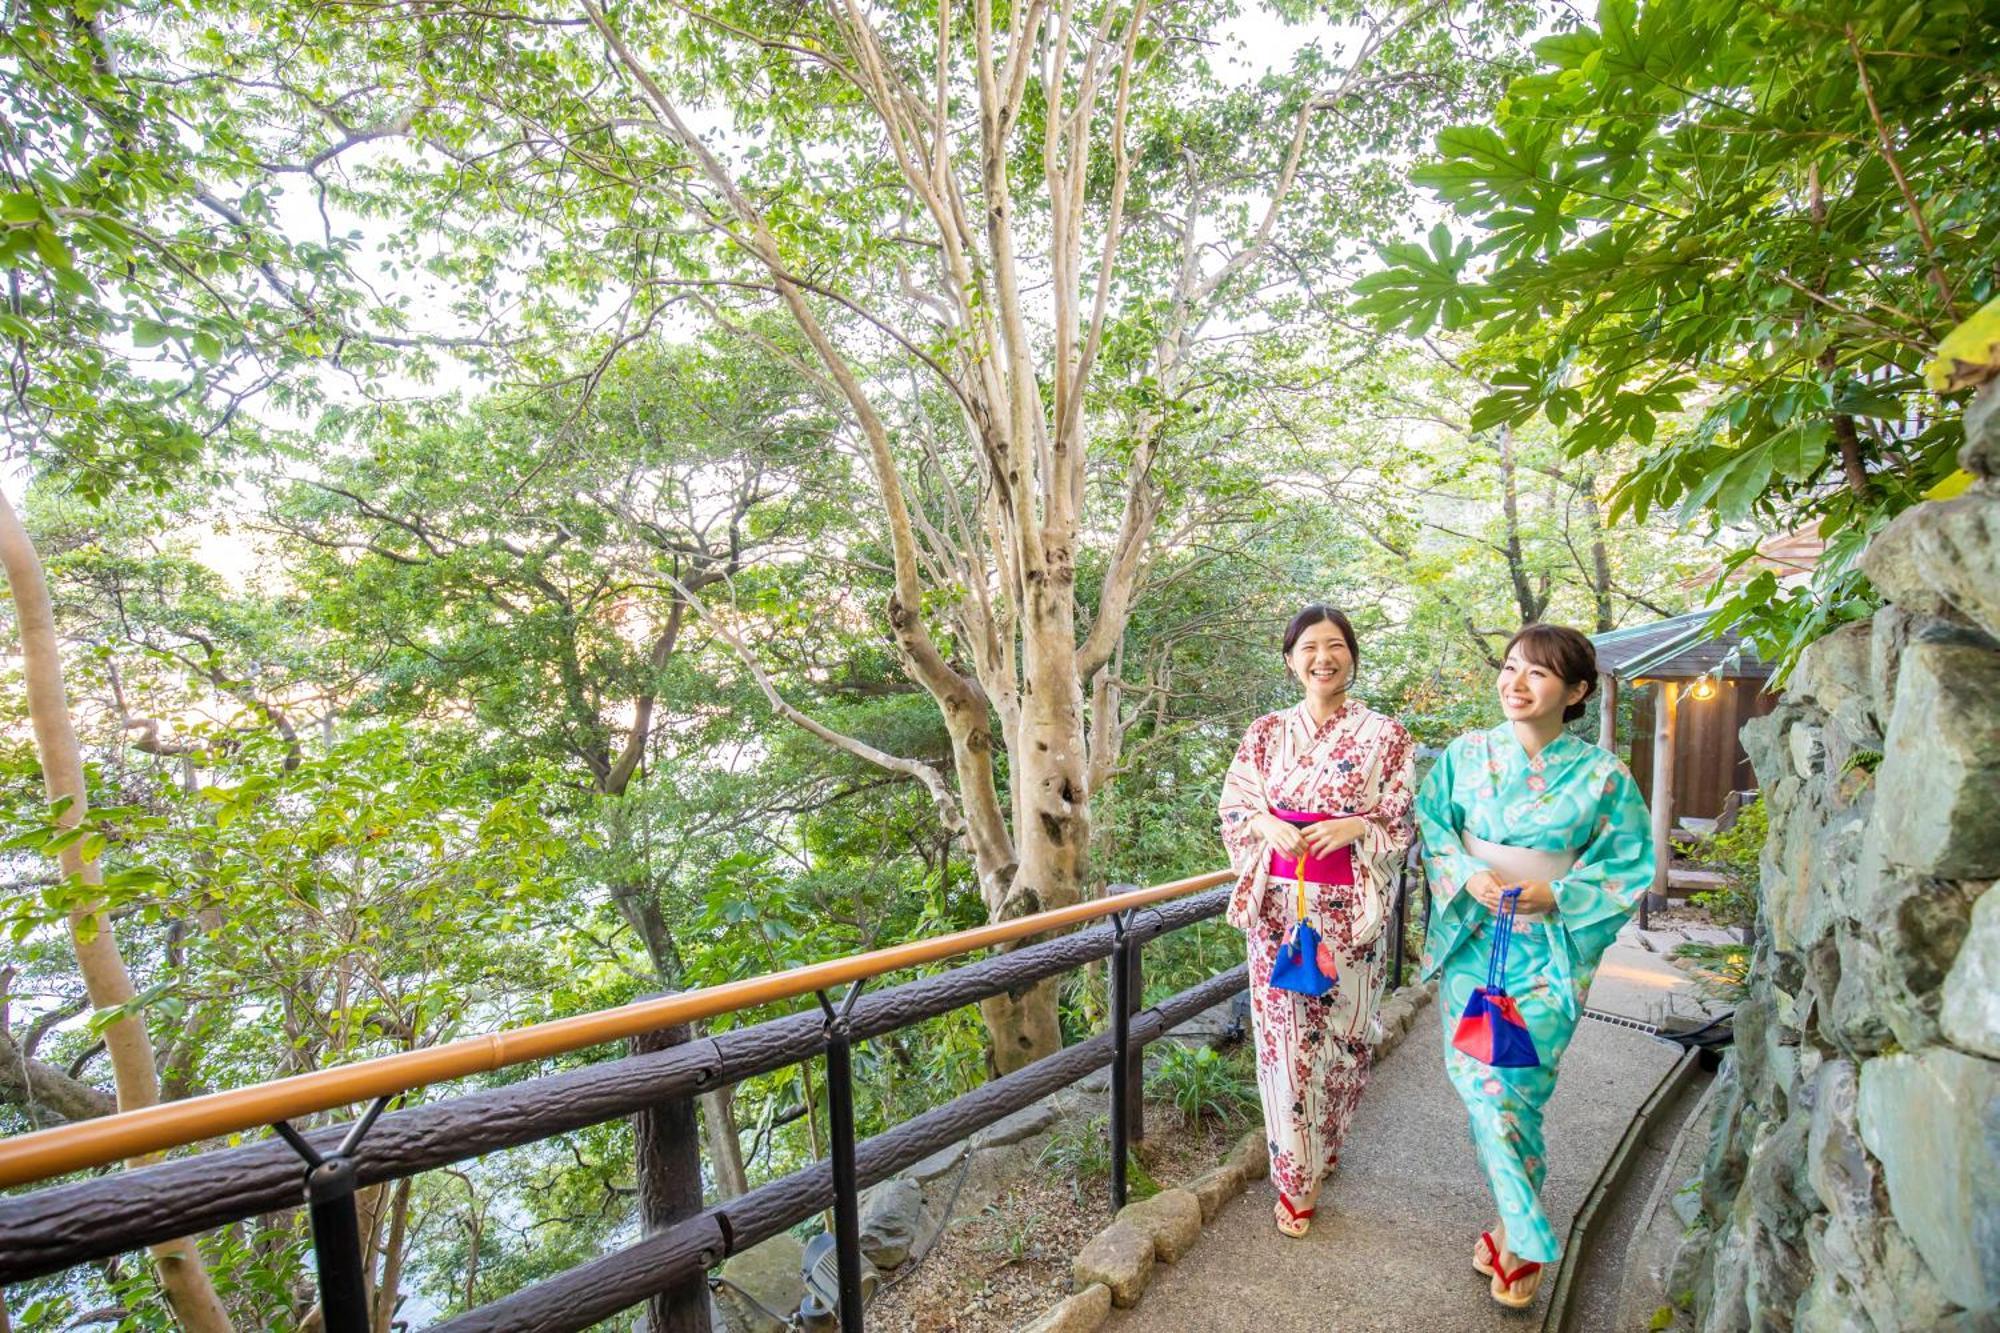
[0, 863, 1428, 1331]
[0, 872, 1228, 1330]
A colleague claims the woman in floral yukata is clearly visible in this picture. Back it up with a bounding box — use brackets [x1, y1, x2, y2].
[1218, 604, 1417, 1239]
[1415, 623, 1654, 1308]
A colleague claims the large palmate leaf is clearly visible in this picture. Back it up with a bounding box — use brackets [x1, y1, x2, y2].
[1350, 224, 1490, 335]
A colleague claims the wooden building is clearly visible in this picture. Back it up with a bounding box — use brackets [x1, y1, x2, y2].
[1591, 613, 1778, 899]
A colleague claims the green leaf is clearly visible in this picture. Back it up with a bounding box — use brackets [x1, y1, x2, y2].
[31, 225, 73, 270]
[0, 192, 44, 223]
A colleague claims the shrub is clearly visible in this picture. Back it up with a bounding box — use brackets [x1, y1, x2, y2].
[1145, 1043, 1256, 1128]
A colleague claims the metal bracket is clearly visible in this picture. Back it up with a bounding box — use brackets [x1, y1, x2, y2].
[814, 980, 866, 1039]
[272, 1096, 394, 1333]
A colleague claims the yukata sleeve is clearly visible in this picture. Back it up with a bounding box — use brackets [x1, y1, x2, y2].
[1218, 719, 1271, 874]
[1541, 761, 1656, 1016]
[1351, 720, 1417, 890]
[1414, 741, 1494, 981]
[1219, 719, 1275, 928]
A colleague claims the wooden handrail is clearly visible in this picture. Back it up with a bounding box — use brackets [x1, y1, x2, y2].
[0, 869, 1233, 1191]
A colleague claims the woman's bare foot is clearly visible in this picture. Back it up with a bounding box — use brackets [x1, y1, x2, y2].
[1274, 1189, 1318, 1238]
[1488, 1238, 1543, 1309]
[1474, 1226, 1504, 1276]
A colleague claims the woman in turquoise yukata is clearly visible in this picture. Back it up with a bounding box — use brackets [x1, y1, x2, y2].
[1415, 624, 1654, 1309]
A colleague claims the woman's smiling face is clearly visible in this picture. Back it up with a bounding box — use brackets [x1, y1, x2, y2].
[1496, 647, 1587, 725]
[1288, 620, 1353, 699]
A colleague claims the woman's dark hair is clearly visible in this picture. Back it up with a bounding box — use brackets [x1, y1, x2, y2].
[1504, 623, 1599, 723]
[1282, 604, 1360, 672]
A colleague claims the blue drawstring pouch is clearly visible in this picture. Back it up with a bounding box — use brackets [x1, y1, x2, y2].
[1269, 864, 1338, 998]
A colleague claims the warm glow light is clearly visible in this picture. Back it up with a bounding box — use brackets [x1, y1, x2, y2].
[1690, 676, 1717, 701]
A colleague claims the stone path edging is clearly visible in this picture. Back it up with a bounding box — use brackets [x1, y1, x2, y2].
[1016, 980, 1438, 1333]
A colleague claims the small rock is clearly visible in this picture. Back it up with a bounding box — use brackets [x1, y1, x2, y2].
[1115, 1187, 1203, 1263]
[950, 1142, 1030, 1222]
[1071, 1219, 1155, 1308]
[1805, 1060, 1875, 1223]
[1789, 722, 1827, 779]
[1941, 881, 2000, 1059]
[1794, 621, 1877, 729]
[905, 1140, 967, 1186]
[1874, 640, 2000, 879]
[1912, 492, 2000, 641]
[858, 1178, 923, 1270]
[1019, 1282, 1112, 1333]
[1187, 1164, 1244, 1222]
[1225, 1131, 1269, 1182]
[714, 1233, 806, 1333]
[1858, 1047, 2000, 1312]
[1861, 507, 1956, 618]
[1964, 379, 2000, 480]
[973, 1100, 1058, 1149]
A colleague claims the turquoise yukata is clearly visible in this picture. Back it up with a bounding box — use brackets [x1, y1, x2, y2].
[1414, 724, 1654, 1263]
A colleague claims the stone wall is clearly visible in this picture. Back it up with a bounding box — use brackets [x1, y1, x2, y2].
[1672, 388, 2000, 1331]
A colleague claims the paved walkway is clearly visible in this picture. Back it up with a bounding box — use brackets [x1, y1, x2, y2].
[1107, 938, 1687, 1332]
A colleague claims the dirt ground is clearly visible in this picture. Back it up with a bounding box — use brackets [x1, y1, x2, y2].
[865, 1102, 1251, 1332]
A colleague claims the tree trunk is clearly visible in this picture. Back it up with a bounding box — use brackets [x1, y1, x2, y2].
[980, 585, 1090, 1074]
[701, 1085, 750, 1201]
[0, 490, 236, 1333]
[1580, 470, 1615, 631]
[1495, 426, 1544, 625]
[371, 1178, 413, 1333]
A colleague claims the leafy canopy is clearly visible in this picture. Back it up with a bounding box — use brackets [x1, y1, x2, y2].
[1353, 0, 2000, 667]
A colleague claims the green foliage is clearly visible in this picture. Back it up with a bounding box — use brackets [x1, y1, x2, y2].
[1037, 1114, 1159, 1202]
[1359, 0, 2000, 670]
[1145, 1043, 1257, 1128]
[1690, 799, 1767, 931]
[1675, 798, 1768, 1001]
[1673, 941, 1752, 1006]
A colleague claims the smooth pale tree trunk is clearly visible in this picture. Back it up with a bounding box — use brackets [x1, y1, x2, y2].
[0, 491, 235, 1333]
[701, 1085, 750, 1200]
[980, 590, 1092, 1073]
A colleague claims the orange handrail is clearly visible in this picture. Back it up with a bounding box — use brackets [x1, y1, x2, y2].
[0, 868, 1234, 1191]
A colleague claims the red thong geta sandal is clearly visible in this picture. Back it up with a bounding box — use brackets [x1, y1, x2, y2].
[1474, 1231, 1500, 1277]
[1489, 1253, 1544, 1308]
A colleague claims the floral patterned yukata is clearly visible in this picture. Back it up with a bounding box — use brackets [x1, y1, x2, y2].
[1415, 723, 1655, 1263]
[1219, 699, 1417, 1202]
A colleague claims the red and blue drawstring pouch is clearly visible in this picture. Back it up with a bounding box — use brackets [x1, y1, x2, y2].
[1451, 887, 1541, 1067]
[1268, 861, 1340, 998]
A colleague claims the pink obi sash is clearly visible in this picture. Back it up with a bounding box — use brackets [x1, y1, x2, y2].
[1266, 807, 1357, 885]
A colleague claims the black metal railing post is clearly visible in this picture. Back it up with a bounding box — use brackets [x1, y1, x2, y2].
[1108, 907, 1133, 1210]
[816, 985, 868, 1333]
[1107, 884, 1144, 1148]
[1389, 862, 1408, 991]
[273, 1095, 392, 1333]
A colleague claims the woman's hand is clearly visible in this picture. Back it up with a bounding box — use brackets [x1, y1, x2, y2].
[1511, 880, 1558, 914]
[1300, 816, 1366, 856]
[1465, 874, 1558, 914]
[1252, 813, 1305, 856]
[1463, 870, 1506, 910]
